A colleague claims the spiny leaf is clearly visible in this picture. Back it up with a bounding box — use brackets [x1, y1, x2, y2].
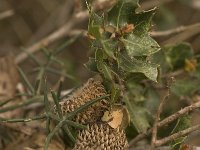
[107, 0, 138, 30]
[121, 33, 160, 56]
[119, 54, 159, 82]
[130, 8, 157, 33]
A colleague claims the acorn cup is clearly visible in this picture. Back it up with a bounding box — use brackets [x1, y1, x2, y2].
[55, 76, 129, 149]
[73, 123, 129, 150]
[56, 77, 109, 124]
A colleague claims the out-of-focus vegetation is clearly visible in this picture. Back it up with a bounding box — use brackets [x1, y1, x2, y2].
[0, 0, 200, 150]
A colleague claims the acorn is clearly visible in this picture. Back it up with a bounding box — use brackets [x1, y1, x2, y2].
[56, 77, 108, 124]
[73, 123, 129, 150]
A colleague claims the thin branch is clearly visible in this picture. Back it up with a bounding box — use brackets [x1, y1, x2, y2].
[0, 10, 14, 21]
[151, 90, 170, 149]
[150, 23, 200, 37]
[0, 115, 46, 123]
[129, 100, 200, 147]
[155, 124, 200, 147]
[140, 0, 174, 10]
[158, 100, 200, 127]
[162, 23, 200, 45]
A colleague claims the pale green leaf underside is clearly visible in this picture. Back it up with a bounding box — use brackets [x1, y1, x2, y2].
[122, 33, 160, 56]
[119, 54, 158, 82]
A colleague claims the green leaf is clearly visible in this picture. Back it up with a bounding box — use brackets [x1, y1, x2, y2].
[126, 81, 145, 102]
[121, 33, 160, 56]
[144, 88, 160, 115]
[101, 39, 117, 59]
[107, 0, 138, 30]
[88, 13, 104, 39]
[110, 84, 120, 104]
[84, 57, 98, 72]
[124, 94, 150, 133]
[97, 62, 113, 81]
[95, 49, 114, 81]
[131, 8, 157, 33]
[165, 43, 193, 70]
[119, 54, 159, 82]
[171, 79, 200, 97]
[150, 50, 171, 73]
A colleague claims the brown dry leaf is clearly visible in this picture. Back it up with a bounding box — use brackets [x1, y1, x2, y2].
[87, 33, 96, 40]
[101, 104, 130, 129]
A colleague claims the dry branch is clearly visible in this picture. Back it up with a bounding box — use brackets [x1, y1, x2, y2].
[151, 90, 169, 149]
[0, 10, 14, 21]
[155, 124, 200, 146]
[129, 100, 200, 147]
[151, 23, 200, 37]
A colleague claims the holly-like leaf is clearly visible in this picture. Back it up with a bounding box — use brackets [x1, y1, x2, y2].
[131, 8, 157, 33]
[121, 33, 160, 56]
[124, 94, 150, 133]
[107, 0, 138, 30]
[119, 54, 159, 82]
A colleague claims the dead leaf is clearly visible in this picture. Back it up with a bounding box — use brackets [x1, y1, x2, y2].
[101, 104, 130, 129]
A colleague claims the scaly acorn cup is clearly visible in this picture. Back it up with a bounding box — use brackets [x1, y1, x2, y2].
[55, 76, 109, 124]
[55, 76, 129, 149]
[73, 123, 129, 150]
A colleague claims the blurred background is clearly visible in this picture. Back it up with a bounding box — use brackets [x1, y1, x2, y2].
[0, 0, 200, 149]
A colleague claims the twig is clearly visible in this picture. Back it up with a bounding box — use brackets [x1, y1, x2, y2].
[155, 124, 200, 146]
[151, 89, 170, 149]
[161, 23, 200, 45]
[158, 100, 200, 127]
[0, 115, 46, 123]
[140, 0, 174, 10]
[150, 23, 200, 37]
[0, 10, 14, 21]
[161, 69, 184, 78]
[129, 100, 200, 147]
